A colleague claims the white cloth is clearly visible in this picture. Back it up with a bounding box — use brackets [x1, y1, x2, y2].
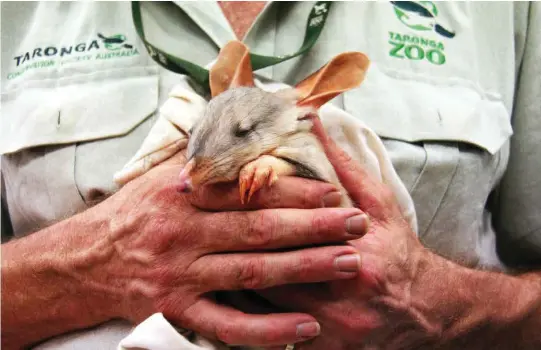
[113, 76, 418, 350]
[117, 313, 227, 350]
[113, 79, 207, 185]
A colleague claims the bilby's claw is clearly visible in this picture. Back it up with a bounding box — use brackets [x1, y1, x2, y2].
[268, 169, 278, 187]
[246, 178, 258, 204]
[239, 170, 254, 204]
[239, 157, 284, 205]
[239, 180, 246, 205]
[246, 170, 259, 204]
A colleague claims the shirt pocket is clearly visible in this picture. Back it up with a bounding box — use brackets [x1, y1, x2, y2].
[0, 65, 159, 154]
[0, 65, 159, 235]
[343, 63, 512, 242]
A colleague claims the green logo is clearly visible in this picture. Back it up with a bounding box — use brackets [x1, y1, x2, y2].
[387, 1, 454, 65]
[98, 33, 134, 51]
[390, 1, 455, 38]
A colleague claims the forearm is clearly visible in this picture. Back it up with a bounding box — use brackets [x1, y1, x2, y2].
[1, 205, 126, 349]
[414, 252, 541, 349]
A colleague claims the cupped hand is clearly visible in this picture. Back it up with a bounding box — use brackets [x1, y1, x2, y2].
[86, 151, 368, 347]
[233, 117, 441, 350]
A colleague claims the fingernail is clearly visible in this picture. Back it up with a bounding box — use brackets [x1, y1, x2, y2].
[296, 322, 320, 338]
[322, 191, 342, 207]
[346, 214, 369, 236]
[335, 254, 361, 272]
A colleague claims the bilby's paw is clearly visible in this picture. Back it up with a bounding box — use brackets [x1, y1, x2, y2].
[239, 155, 295, 204]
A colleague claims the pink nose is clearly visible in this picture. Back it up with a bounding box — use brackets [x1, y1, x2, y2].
[178, 159, 196, 193]
[178, 177, 193, 193]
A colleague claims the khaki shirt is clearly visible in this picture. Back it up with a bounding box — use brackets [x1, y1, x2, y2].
[2, 1, 540, 349]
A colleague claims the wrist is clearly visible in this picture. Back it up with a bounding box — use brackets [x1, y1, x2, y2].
[411, 250, 541, 349]
[47, 204, 130, 321]
[1, 205, 126, 348]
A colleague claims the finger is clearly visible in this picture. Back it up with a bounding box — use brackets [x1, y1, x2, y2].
[188, 176, 342, 211]
[181, 298, 321, 347]
[260, 283, 384, 341]
[200, 207, 369, 252]
[309, 115, 389, 216]
[192, 245, 361, 292]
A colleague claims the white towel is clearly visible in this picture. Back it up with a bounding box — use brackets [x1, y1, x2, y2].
[114, 77, 418, 350]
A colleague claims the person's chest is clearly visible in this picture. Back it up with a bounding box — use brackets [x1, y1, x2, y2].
[218, 1, 267, 40]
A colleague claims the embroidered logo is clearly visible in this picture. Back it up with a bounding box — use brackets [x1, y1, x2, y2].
[391, 1, 455, 38]
[7, 33, 140, 80]
[388, 1, 455, 66]
[98, 33, 134, 51]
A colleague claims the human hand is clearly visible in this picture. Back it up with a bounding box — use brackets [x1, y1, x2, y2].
[84, 150, 369, 347]
[244, 117, 449, 349]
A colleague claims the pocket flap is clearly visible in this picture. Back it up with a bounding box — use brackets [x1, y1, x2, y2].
[343, 63, 513, 154]
[0, 66, 159, 154]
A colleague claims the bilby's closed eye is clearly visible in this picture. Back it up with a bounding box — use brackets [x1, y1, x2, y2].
[234, 122, 257, 137]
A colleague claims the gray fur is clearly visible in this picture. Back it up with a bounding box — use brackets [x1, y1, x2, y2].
[186, 86, 352, 206]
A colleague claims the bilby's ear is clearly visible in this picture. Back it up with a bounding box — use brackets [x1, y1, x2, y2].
[209, 41, 255, 98]
[294, 52, 370, 109]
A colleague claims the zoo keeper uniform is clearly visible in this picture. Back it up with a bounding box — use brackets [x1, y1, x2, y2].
[1, 1, 540, 349]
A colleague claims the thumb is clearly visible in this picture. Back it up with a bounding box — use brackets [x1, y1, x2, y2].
[309, 114, 394, 220]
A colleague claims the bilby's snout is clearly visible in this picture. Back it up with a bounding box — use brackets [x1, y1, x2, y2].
[177, 151, 246, 192]
[178, 177, 193, 193]
[178, 158, 196, 193]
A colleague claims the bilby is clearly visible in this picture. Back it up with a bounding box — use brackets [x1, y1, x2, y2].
[177, 41, 370, 207]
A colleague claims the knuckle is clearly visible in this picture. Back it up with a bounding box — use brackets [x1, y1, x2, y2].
[235, 259, 267, 289]
[293, 253, 314, 280]
[309, 212, 331, 237]
[299, 183, 319, 208]
[151, 215, 192, 251]
[300, 189, 313, 208]
[264, 185, 283, 207]
[339, 150, 355, 169]
[303, 184, 326, 208]
[246, 211, 277, 248]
